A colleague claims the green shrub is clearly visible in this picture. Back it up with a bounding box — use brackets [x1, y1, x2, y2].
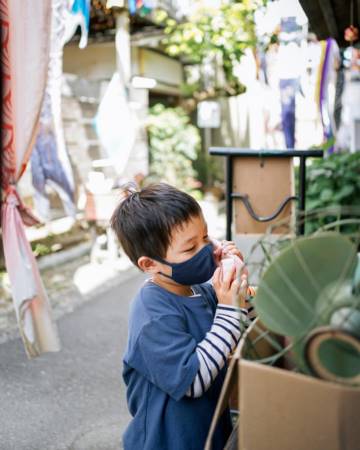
[147, 104, 201, 195]
[305, 152, 360, 234]
[32, 243, 51, 257]
[155, 1, 266, 100]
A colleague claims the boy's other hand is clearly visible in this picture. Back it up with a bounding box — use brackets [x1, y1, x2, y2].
[219, 240, 244, 261]
[213, 266, 246, 308]
[212, 239, 248, 279]
[212, 239, 243, 258]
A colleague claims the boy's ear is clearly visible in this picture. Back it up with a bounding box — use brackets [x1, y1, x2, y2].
[138, 256, 161, 274]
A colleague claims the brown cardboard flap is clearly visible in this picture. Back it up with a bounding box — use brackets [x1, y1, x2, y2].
[204, 345, 241, 450]
[239, 360, 360, 450]
[205, 319, 277, 450]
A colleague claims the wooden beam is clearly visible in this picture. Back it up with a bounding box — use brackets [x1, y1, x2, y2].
[319, 0, 339, 39]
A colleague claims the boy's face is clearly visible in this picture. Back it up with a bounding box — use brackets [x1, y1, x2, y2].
[138, 213, 211, 278]
[165, 213, 210, 265]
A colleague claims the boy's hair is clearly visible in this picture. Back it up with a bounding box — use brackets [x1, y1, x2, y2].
[110, 183, 202, 266]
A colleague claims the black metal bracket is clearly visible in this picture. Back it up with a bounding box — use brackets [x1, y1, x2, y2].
[231, 193, 298, 222]
[209, 147, 324, 240]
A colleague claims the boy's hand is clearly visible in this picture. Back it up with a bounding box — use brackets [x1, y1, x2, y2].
[219, 240, 244, 260]
[213, 239, 248, 278]
[213, 265, 247, 308]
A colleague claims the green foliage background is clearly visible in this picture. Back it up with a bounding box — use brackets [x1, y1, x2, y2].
[305, 152, 360, 234]
[155, 1, 266, 99]
[147, 104, 202, 196]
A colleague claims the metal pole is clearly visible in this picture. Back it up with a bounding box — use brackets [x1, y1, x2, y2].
[298, 156, 306, 235]
[204, 127, 212, 187]
[226, 155, 233, 241]
[115, 11, 131, 87]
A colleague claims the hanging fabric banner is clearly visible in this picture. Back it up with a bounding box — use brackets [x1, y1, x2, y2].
[316, 38, 339, 153]
[0, 0, 60, 358]
[63, 0, 91, 49]
[94, 72, 138, 176]
[31, 0, 76, 221]
[7, 2, 53, 179]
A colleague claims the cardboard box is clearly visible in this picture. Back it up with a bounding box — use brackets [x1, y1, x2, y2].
[238, 320, 360, 450]
[239, 360, 360, 450]
[205, 320, 360, 450]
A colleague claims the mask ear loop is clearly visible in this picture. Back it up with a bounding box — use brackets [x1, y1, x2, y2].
[151, 256, 174, 279]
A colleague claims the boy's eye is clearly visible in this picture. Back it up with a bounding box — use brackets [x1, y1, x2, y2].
[204, 235, 209, 241]
[184, 246, 196, 252]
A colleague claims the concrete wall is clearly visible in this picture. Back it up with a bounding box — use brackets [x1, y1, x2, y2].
[63, 41, 116, 80]
[132, 47, 182, 91]
[64, 42, 183, 91]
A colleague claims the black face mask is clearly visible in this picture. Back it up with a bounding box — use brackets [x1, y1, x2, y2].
[156, 243, 217, 286]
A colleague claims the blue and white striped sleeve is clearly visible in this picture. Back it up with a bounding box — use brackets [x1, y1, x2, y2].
[186, 305, 250, 398]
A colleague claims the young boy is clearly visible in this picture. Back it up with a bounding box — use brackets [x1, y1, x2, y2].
[111, 183, 251, 450]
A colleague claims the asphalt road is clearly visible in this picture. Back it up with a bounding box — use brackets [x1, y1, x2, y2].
[0, 272, 145, 450]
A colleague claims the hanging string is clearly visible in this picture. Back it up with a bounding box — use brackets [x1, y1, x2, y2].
[344, 0, 359, 46]
[351, 0, 354, 46]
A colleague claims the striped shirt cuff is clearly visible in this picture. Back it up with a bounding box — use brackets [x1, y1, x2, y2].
[186, 304, 249, 398]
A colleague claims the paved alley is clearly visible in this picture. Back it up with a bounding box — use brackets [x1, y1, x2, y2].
[0, 273, 145, 450]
